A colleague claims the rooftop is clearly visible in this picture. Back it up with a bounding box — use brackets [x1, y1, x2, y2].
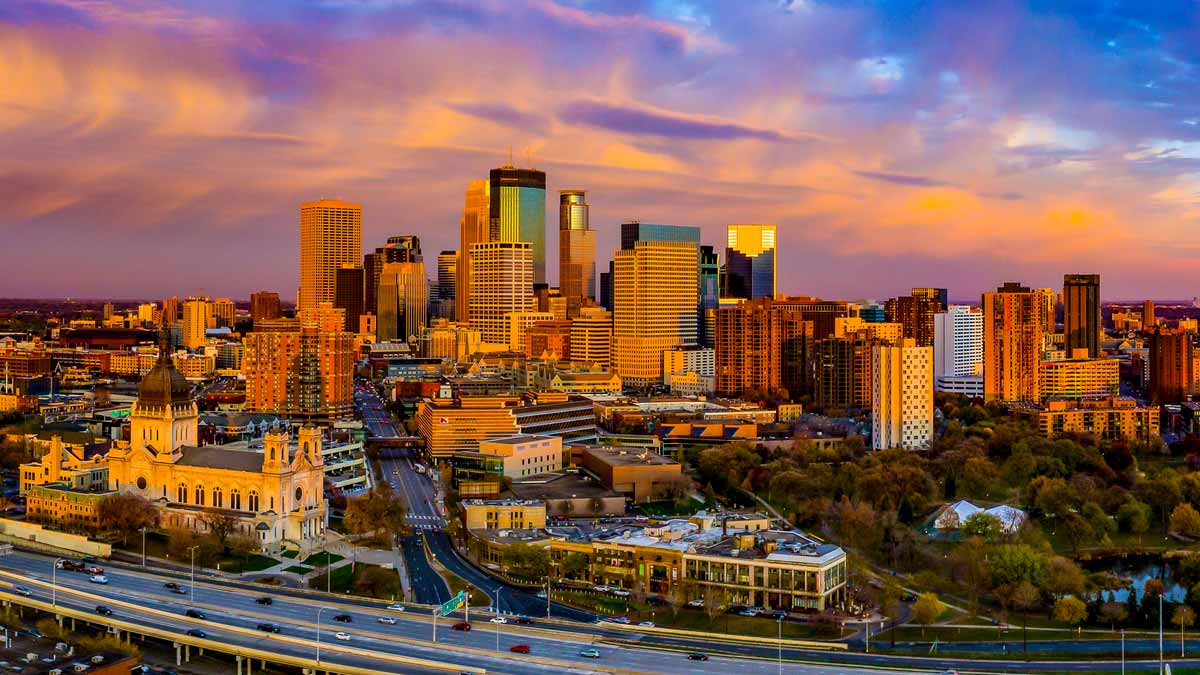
[483, 434, 557, 446]
[582, 446, 679, 467]
[508, 472, 621, 501]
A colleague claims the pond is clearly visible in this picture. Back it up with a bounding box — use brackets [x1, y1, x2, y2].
[1082, 555, 1187, 603]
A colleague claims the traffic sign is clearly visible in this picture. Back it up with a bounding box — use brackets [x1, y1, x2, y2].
[439, 590, 466, 617]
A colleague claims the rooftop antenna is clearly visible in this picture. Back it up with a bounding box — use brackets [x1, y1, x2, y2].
[507, 146, 514, 168]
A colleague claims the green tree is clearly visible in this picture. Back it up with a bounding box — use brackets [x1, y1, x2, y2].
[502, 542, 550, 582]
[344, 487, 409, 542]
[1117, 499, 1151, 544]
[353, 565, 401, 599]
[878, 578, 903, 648]
[988, 544, 1047, 589]
[1171, 503, 1200, 538]
[952, 536, 989, 611]
[961, 513, 1004, 542]
[912, 593, 944, 637]
[1053, 596, 1087, 632]
[1045, 556, 1086, 600]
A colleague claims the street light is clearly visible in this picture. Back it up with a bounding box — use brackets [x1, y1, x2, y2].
[139, 527, 148, 566]
[495, 586, 503, 653]
[316, 606, 329, 663]
[777, 616, 783, 675]
[188, 545, 200, 604]
[51, 560, 56, 608]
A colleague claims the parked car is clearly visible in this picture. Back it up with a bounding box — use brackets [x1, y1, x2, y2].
[612, 589, 631, 597]
[579, 648, 600, 659]
[185, 629, 207, 638]
[95, 605, 113, 616]
[377, 617, 396, 625]
[452, 622, 471, 631]
[89, 575, 108, 585]
[687, 599, 704, 608]
[256, 623, 280, 633]
[255, 596, 273, 605]
[334, 632, 351, 641]
[592, 585, 611, 592]
[509, 644, 530, 654]
[688, 653, 709, 661]
[185, 609, 206, 620]
[333, 614, 352, 623]
[772, 610, 788, 619]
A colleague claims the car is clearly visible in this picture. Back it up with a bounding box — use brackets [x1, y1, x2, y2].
[608, 616, 631, 624]
[333, 614, 352, 623]
[772, 609, 788, 619]
[535, 591, 547, 599]
[26, 629, 43, 638]
[687, 653, 709, 661]
[186, 629, 207, 638]
[513, 616, 534, 625]
[386, 604, 405, 611]
[170, 587, 187, 595]
[89, 575, 109, 585]
[256, 623, 280, 633]
[592, 585, 611, 592]
[12, 586, 31, 597]
[940, 671, 959, 675]
[56, 559, 84, 572]
[334, 632, 351, 641]
[509, 644, 530, 654]
[902, 594, 916, 603]
[579, 648, 600, 659]
[86, 566, 104, 576]
[452, 622, 471, 631]
[95, 605, 113, 616]
[612, 589, 631, 597]
[255, 596, 273, 605]
[490, 616, 508, 624]
[377, 617, 397, 625]
[82, 555, 98, 564]
[163, 582, 180, 590]
[638, 621, 655, 627]
[185, 609, 206, 620]
[687, 599, 704, 608]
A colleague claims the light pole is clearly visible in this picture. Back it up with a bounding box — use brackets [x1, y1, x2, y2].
[1121, 629, 1125, 675]
[316, 606, 328, 663]
[495, 586, 503, 653]
[1160, 591, 1164, 675]
[140, 528, 148, 566]
[777, 616, 783, 675]
[51, 561, 56, 607]
[188, 545, 200, 604]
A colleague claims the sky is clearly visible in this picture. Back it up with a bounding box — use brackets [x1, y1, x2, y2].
[2, 0, 1200, 302]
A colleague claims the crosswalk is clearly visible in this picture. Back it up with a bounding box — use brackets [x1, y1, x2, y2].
[407, 514, 443, 531]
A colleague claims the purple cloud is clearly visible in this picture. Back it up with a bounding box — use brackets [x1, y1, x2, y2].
[559, 99, 803, 142]
[853, 170, 953, 187]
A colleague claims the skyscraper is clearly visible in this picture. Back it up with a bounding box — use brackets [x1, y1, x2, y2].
[698, 245, 720, 347]
[468, 241, 535, 345]
[1036, 287, 1057, 334]
[570, 308, 612, 368]
[612, 234, 699, 387]
[212, 298, 235, 328]
[299, 199, 362, 310]
[933, 306, 983, 397]
[334, 264, 365, 333]
[490, 166, 547, 284]
[457, 179, 491, 323]
[724, 224, 776, 300]
[1143, 299, 1157, 331]
[872, 339, 933, 450]
[364, 236, 421, 318]
[250, 291, 280, 325]
[1063, 274, 1101, 358]
[558, 190, 595, 317]
[815, 330, 876, 410]
[437, 249, 457, 303]
[885, 294, 940, 347]
[714, 298, 811, 398]
[181, 295, 210, 349]
[983, 282, 1045, 403]
[161, 296, 179, 326]
[1150, 328, 1192, 404]
[377, 261, 428, 342]
[911, 288, 949, 311]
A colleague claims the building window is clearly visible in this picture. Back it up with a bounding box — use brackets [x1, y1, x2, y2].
[177, 483, 187, 503]
[231, 489, 241, 511]
[248, 491, 259, 512]
[212, 487, 222, 509]
[195, 485, 205, 506]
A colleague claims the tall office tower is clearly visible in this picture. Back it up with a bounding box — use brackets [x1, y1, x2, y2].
[468, 242, 534, 345]
[364, 236, 421, 318]
[1143, 299, 1157, 331]
[599, 264, 614, 311]
[250, 291, 281, 325]
[613, 238, 699, 388]
[180, 296, 210, 349]
[377, 261, 428, 342]
[570, 308, 612, 368]
[714, 298, 810, 398]
[299, 199, 362, 311]
[983, 282, 1046, 403]
[333, 264, 365, 333]
[137, 303, 156, 325]
[161, 296, 180, 325]
[872, 339, 934, 450]
[1149, 328, 1193, 404]
[457, 179, 490, 323]
[911, 288, 949, 311]
[437, 249, 457, 302]
[212, 298, 235, 328]
[243, 304, 355, 420]
[558, 190, 595, 318]
[698, 245, 720, 347]
[723, 224, 777, 300]
[1036, 288, 1057, 334]
[490, 166, 547, 284]
[933, 306, 983, 396]
[1063, 274, 1101, 358]
[884, 294, 940, 347]
[815, 329, 877, 410]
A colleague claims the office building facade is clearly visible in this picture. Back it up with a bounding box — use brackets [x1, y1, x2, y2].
[714, 298, 809, 398]
[558, 190, 595, 317]
[250, 291, 280, 324]
[468, 242, 535, 346]
[333, 264, 365, 333]
[181, 295, 210, 349]
[724, 224, 776, 300]
[490, 166, 547, 284]
[1063, 274, 1101, 358]
[364, 236, 421, 318]
[299, 198, 362, 310]
[377, 261, 428, 343]
[612, 238, 699, 387]
[1150, 328, 1193, 404]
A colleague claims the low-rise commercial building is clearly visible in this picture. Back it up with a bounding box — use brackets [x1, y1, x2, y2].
[579, 446, 683, 502]
[1038, 355, 1120, 400]
[1029, 396, 1159, 442]
[415, 392, 596, 458]
[461, 498, 547, 530]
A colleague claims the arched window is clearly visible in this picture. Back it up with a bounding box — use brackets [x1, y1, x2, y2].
[230, 489, 241, 511]
[194, 485, 205, 506]
[176, 483, 187, 503]
[212, 487, 222, 509]
[248, 491, 259, 512]
[269, 447, 275, 461]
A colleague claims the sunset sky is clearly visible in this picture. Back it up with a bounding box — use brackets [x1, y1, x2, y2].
[2, 0, 1199, 301]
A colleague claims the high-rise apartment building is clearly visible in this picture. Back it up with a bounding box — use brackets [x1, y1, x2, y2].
[933, 306, 983, 396]
[714, 298, 811, 398]
[364, 236, 421, 318]
[490, 166, 547, 284]
[457, 179, 490, 323]
[468, 242, 535, 346]
[299, 199, 362, 310]
[161, 296, 179, 326]
[211, 298, 235, 328]
[1036, 287, 1057, 334]
[558, 190, 595, 318]
[1039, 356, 1119, 400]
[570, 308, 612, 368]
[181, 296, 210, 349]
[911, 288, 949, 311]
[250, 291, 281, 325]
[1143, 300, 1157, 331]
[724, 224, 777, 300]
[377, 261, 428, 342]
[242, 304, 355, 420]
[772, 296, 856, 339]
[815, 330, 876, 410]
[885, 294, 941, 347]
[1063, 274, 1101, 358]
[872, 339, 933, 450]
[983, 282, 1046, 403]
[612, 234, 699, 388]
[1150, 328, 1193, 404]
[334, 264, 365, 333]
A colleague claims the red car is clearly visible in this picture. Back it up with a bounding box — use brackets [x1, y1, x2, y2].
[510, 644, 530, 654]
[452, 622, 471, 631]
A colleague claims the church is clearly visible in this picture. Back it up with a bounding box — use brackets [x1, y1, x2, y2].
[106, 342, 328, 549]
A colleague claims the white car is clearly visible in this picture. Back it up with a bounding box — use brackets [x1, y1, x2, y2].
[386, 604, 405, 611]
[377, 617, 397, 625]
[593, 585, 611, 593]
[89, 575, 109, 585]
[612, 589, 631, 597]
[638, 621, 655, 627]
[687, 599, 704, 608]
[12, 586, 31, 597]
[490, 616, 508, 624]
[334, 632, 351, 641]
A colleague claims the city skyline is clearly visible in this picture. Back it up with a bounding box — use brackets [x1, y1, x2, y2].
[3, 2, 1200, 299]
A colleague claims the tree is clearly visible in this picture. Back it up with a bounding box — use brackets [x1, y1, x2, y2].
[344, 488, 409, 542]
[1045, 556, 1086, 600]
[561, 553, 589, 580]
[1117, 499, 1151, 544]
[1100, 601, 1128, 631]
[227, 532, 260, 565]
[202, 510, 239, 552]
[502, 542, 550, 582]
[912, 592, 944, 637]
[1011, 581, 1040, 654]
[1174, 605, 1195, 657]
[951, 536, 989, 611]
[989, 544, 1047, 590]
[1081, 502, 1114, 542]
[34, 617, 67, 641]
[353, 565, 401, 599]
[961, 513, 1004, 542]
[878, 578, 903, 648]
[1171, 503, 1200, 538]
[1053, 597, 1087, 632]
[96, 493, 157, 543]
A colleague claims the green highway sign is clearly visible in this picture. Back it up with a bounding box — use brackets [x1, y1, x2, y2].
[439, 590, 466, 617]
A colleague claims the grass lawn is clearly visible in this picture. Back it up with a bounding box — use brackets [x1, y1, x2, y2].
[440, 569, 492, 607]
[281, 550, 300, 559]
[307, 563, 403, 600]
[215, 553, 277, 574]
[283, 565, 314, 575]
[303, 551, 344, 567]
[553, 590, 650, 616]
[651, 610, 838, 640]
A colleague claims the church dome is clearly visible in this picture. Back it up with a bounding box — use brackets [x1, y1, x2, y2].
[138, 332, 192, 407]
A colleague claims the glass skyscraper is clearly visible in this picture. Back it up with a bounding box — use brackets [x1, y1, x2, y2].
[489, 166, 547, 284]
[699, 245, 719, 347]
[558, 190, 595, 317]
[724, 224, 776, 300]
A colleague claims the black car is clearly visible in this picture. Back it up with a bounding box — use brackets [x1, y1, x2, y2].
[513, 616, 534, 625]
[82, 556, 98, 564]
[255, 596, 273, 605]
[186, 629, 207, 638]
[687, 653, 709, 661]
[95, 605, 113, 616]
[333, 614, 352, 623]
[256, 623, 280, 633]
[164, 582, 180, 590]
[185, 609, 206, 620]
